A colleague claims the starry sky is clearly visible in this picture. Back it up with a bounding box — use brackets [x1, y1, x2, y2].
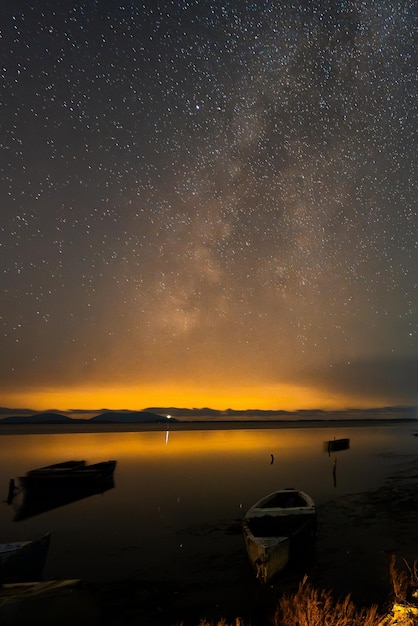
[1, 0, 416, 411]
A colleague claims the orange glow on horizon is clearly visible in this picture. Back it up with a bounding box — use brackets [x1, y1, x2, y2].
[0, 382, 389, 412]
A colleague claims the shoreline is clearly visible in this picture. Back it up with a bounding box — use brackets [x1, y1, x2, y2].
[0, 417, 417, 436]
[1, 422, 417, 625]
[77, 455, 418, 625]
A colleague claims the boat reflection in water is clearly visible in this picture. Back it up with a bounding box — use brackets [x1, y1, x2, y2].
[10, 460, 116, 522]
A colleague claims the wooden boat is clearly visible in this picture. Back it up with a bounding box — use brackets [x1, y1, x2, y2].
[0, 533, 51, 583]
[18, 460, 117, 492]
[325, 438, 350, 454]
[242, 489, 316, 583]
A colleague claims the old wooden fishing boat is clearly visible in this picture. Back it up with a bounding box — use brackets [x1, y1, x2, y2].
[18, 460, 117, 492]
[0, 533, 51, 583]
[242, 489, 316, 583]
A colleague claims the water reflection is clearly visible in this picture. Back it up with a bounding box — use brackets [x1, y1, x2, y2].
[0, 423, 415, 584]
[3, 428, 317, 462]
[11, 476, 115, 522]
[332, 457, 337, 488]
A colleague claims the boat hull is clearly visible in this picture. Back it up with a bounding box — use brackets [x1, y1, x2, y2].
[242, 489, 316, 583]
[18, 461, 116, 493]
[326, 438, 350, 453]
[243, 525, 290, 583]
[0, 533, 51, 584]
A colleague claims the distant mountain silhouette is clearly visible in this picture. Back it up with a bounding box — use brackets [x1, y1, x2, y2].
[1, 410, 176, 425]
[0, 407, 36, 415]
[0, 406, 416, 425]
[0, 412, 74, 424]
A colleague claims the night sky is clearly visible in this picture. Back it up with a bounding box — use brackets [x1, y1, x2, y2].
[1, 0, 416, 411]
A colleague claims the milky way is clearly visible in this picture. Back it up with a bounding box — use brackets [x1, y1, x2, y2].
[1, 1, 416, 409]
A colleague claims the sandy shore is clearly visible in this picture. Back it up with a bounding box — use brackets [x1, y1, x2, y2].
[77, 452, 418, 626]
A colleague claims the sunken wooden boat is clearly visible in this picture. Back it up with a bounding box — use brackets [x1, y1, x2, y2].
[242, 489, 316, 583]
[0, 533, 51, 583]
[18, 460, 117, 493]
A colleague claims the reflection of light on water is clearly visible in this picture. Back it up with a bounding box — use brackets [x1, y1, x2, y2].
[10, 429, 319, 463]
[165, 416, 171, 445]
[9, 425, 414, 475]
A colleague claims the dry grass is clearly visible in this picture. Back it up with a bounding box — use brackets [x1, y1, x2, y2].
[272, 576, 382, 626]
[177, 561, 418, 626]
[390, 557, 418, 604]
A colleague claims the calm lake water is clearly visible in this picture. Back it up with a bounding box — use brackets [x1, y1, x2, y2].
[1, 421, 417, 584]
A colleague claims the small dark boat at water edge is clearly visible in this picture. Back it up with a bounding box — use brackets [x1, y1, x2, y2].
[18, 460, 117, 492]
[0, 533, 51, 583]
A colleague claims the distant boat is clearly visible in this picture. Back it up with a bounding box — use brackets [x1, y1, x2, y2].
[18, 460, 117, 492]
[242, 489, 316, 583]
[0, 533, 51, 583]
[325, 438, 350, 453]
